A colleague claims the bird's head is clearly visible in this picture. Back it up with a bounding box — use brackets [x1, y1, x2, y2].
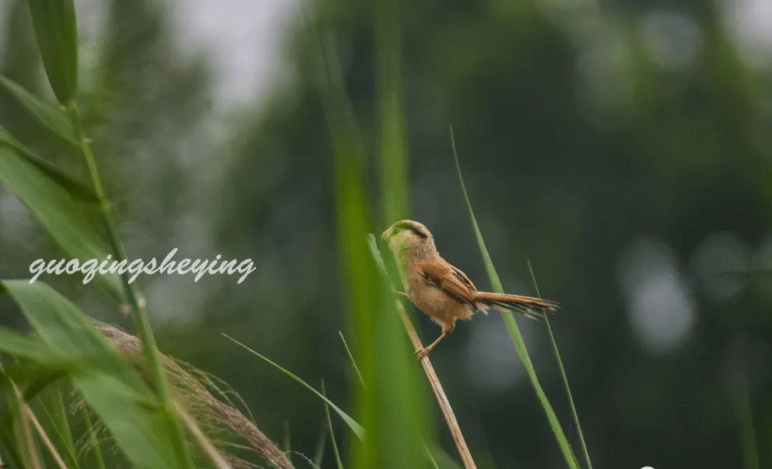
[381, 220, 435, 254]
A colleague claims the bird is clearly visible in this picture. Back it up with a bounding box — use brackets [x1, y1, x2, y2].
[381, 220, 558, 359]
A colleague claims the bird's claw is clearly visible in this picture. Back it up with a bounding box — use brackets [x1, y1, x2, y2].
[415, 348, 428, 360]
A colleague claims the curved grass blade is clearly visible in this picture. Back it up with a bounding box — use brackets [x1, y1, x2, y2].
[449, 127, 580, 469]
[24, 0, 78, 104]
[338, 331, 366, 389]
[0, 146, 125, 305]
[0, 75, 76, 143]
[0, 125, 99, 203]
[223, 333, 365, 441]
[528, 261, 593, 469]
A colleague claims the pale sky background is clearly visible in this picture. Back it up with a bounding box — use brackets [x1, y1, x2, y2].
[0, 0, 769, 111]
[167, 0, 301, 108]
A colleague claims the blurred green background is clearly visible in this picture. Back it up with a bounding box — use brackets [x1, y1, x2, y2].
[1, 0, 771, 467]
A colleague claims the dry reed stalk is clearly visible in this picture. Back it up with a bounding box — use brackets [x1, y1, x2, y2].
[393, 299, 478, 469]
[367, 235, 477, 468]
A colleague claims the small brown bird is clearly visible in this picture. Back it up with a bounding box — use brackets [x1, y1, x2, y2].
[382, 220, 558, 359]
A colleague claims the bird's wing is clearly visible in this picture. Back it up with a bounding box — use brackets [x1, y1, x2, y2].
[421, 260, 477, 307]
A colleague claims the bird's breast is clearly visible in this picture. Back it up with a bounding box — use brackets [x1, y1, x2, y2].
[408, 282, 474, 325]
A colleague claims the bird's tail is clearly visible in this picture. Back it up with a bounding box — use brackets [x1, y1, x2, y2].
[473, 292, 558, 320]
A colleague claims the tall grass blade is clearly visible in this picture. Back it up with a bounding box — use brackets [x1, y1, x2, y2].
[449, 127, 580, 469]
[322, 381, 345, 469]
[24, 0, 78, 103]
[375, 0, 436, 464]
[303, 4, 428, 466]
[375, 0, 409, 225]
[223, 334, 365, 440]
[528, 261, 592, 469]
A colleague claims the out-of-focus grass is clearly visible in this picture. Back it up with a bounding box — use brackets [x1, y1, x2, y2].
[305, 0, 433, 466]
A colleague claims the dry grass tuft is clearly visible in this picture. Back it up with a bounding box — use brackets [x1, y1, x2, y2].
[94, 321, 294, 469]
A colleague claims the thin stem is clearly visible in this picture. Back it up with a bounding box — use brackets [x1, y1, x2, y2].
[81, 407, 107, 469]
[338, 331, 366, 389]
[528, 261, 593, 469]
[174, 400, 233, 469]
[367, 236, 477, 469]
[7, 375, 67, 469]
[65, 100, 197, 469]
[321, 381, 345, 469]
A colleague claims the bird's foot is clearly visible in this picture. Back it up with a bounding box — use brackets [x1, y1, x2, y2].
[415, 347, 429, 361]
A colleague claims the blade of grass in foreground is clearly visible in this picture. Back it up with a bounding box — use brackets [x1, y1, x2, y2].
[449, 127, 580, 469]
[528, 261, 593, 469]
[223, 334, 365, 440]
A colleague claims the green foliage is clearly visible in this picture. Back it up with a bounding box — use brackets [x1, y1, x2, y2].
[0, 75, 76, 143]
[0, 124, 99, 203]
[451, 133, 580, 469]
[38, 385, 82, 469]
[24, 0, 78, 103]
[0, 2, 210, 468]
[1, 280, 183, 469]
[0, 145, 125, 305]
